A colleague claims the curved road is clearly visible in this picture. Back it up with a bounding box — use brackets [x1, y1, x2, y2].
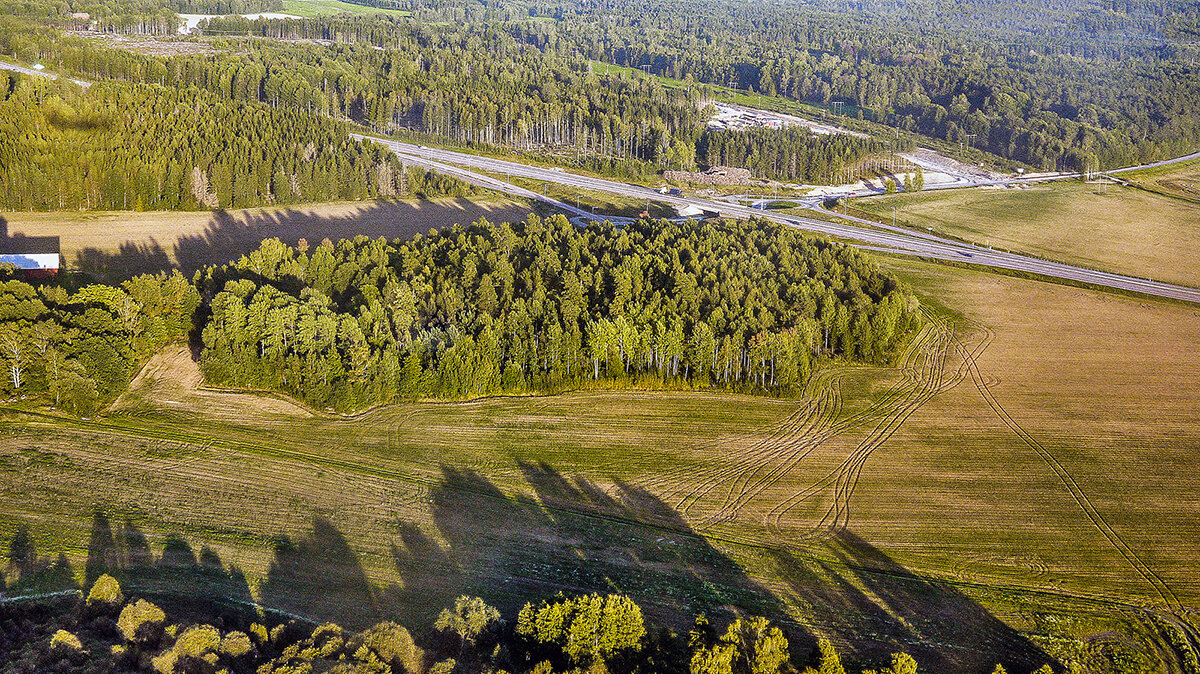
[355, 135, 1200, 304]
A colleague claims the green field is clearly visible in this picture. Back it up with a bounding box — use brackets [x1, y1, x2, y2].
[853, 181, 1200, 289]
[3, 253, 1200, 671]
[280, 0, 409, 17]
[1122, 158, 1200, 204]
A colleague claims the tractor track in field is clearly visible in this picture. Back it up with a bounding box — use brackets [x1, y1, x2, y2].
[762, 317, 973, 539]
[949, 327, 1184, 612]
[669, 319, 972, 536]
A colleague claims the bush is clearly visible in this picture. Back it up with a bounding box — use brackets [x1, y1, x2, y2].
[118, 599, 166, 644]
[355, 621, 422, 672]
[50, 629, 82, 650]
[86, 573, 124, 609]
[220, 630, 255, 658]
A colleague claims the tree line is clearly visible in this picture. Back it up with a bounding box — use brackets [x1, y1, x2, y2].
[510, 0, 1200, 171]
[196, 215, 918, 411]
[0, 69, 475, 211]
[0, 216, 916, 414]
[1, 12, 878, 189]
[0, 271, 199, 414]
[9, 572, 1055, 674]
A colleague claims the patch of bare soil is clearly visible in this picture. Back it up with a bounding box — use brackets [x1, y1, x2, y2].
[111, 344, 312, 419]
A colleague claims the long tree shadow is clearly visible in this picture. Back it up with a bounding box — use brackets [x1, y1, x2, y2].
[173, 199, 529, 275]
[770, 531, 1056, 673]
[423, 462, 816, 663]
[258, 516, 380, 630]
[61, 198, 529, 281]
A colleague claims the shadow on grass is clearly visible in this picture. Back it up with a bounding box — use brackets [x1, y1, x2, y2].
[769, 531, 1055, 673]
[69, 198, 530, 280]
[11, 469, 1053, 673]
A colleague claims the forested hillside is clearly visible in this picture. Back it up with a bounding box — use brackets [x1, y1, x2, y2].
[196, 215, 918, 410]
[0, 72, 425, 211]
[513, 0, 1200, 170]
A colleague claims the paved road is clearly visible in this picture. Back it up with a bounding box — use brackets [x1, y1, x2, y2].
[356, 134, 1200, 304]
[0, 60, 91, 87]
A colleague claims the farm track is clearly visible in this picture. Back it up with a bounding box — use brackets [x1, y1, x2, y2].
[762, 317, 975, 540]
[948, 328, 1184, 612]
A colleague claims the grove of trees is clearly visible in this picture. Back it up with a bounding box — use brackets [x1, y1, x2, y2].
[196, 215, 919, 410]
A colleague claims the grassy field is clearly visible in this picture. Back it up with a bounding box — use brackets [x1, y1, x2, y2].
[853, 181, 1200, 288]
[2, 252, 1200, 671]
[1122, 158, 1200, 204]
[279, 0, 410, 17]
[0, 198, 530, 279]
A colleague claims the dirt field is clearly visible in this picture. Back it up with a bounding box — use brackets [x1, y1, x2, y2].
[0, 198, 531, 278]
[2, 259, 1199, 671]
[854, 182, 1200, 288]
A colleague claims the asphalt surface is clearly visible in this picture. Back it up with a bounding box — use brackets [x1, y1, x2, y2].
[0, 60, 91, 87]
[355, 134, 1200, 304]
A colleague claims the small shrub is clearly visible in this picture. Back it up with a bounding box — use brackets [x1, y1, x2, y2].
[175, 624, 221, 658]
[118, 599, 166, 644]
[50, 629, 82, 650]
[86, 574, 124, 609]
[220, 630, 254, 658]
[151, 649, 178, 674]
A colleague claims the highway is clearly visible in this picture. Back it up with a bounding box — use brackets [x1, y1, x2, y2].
[355, 134, 1200, 304]
[0, 60, 91, 87]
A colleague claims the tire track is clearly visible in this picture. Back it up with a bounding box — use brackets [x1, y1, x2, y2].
[949, 327, 1182, 610]
[693, 321, 951, 531]
[764, 316, 977, 538]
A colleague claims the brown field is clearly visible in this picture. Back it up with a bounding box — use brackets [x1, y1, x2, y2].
[0, 197, 531, 279]
[2, 254, 1199, 671]
[855, 182, 1200, 288]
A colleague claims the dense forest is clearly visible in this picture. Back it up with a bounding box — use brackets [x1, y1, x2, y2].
[512, 0, 1200, 171]
[0, 13, 879, 205]
[0, 216, 917, 412]
[0, 271, 198, 414]
[196, 215, 917, 410]
[0, 573, 1053, 674]
[0, 70, 479, 211]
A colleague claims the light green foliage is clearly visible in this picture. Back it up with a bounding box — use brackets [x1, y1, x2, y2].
[805, 638, 844, 674]
[117, 599, 166, 644]
[885, 179, 897, 194]
[353, 621, 423, 673]
[219, 631, 254, 658]
[430, 658, 458, 674]
[865, 652, 919, 674]
[86, 573, 124, 609]
[151, 649, 178, 674]
[516, 593, 645, 666]
[174, 624, 221, 658]
[436, 596, 502, 654]
[50, 629, 82, 650]
[692, 617, 788, 674]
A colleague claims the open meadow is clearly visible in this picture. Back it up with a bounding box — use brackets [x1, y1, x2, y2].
[2, 252, 1199, 671]
[853, 181, 1200, 289]
[0, 198, 530, 279]
[1122, 159, 1200, 204]
[279, 0, 410, 17]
